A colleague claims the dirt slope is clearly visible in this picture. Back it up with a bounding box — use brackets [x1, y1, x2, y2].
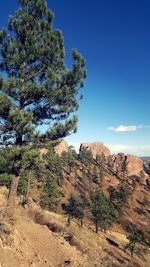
[0, 203, 150, 267]
[0, 210, 84, 267]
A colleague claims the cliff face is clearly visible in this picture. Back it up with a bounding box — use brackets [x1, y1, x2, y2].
[126, 154, 144, 176]
[111, 153, 145, 177]
[79, 141, 111, 158]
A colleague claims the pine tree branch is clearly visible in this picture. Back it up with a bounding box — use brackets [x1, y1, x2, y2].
[25, 65, 46, 81]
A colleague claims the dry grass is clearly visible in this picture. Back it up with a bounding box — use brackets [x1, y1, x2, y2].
[26, 204, 150, 266]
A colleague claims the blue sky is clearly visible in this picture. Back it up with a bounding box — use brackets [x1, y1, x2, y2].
[0, 0, 150, 156]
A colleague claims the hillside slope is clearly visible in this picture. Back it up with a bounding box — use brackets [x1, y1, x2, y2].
[0, 200, 150, 267]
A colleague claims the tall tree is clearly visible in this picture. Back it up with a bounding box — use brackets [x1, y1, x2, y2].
[65, 194, 85, 226]
[61, 146, 77, 173]
[65, 195, 78, 226]
[95, 153, 106, 182]
[40, 172, 59, 211]
[90, 189, 112, 233]
[0, 0, 86, 218]
[79, 147, 93, 167]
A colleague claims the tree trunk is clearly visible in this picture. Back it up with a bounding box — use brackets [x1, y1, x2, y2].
[80, 218, 83, 227]
[5, 175, 20, 219]
[95, 219, 98, 233]
[67, 214, 71, 226]
[25, 177, 31, 204]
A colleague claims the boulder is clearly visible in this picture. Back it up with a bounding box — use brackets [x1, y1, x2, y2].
[79, 142, 110, 158]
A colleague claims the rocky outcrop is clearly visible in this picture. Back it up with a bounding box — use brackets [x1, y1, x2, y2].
[40, 139, 69, 156]
[79, 142, 110, 158]
[111, 153, 144, 177]
[55, 139, 69, 156]
[127, 155, 144, 177]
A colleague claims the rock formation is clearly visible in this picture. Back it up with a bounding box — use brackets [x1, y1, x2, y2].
[79, 141, 111, 158]
[111, 153, 144, 177]
[40, 139, 69, 156]
[55, 139, 69, 156]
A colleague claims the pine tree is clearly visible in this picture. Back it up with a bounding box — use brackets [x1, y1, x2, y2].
[127, 229, 146, 255]
[65, 195, 85, 226]
[90, 189, 112, 233]
[108, 185, 117, 205]
[65, 195, 78, 225]
[95, 153, 106, 181]
[44, 148, 64, 186]
[74, 196, 86, 226]
[79, 147, 93, 167]
[40, 172, 59, 211]
[0, 0, 86, 217]
[61, 146, 77, 173]
[18, 149, 43, 203]
[117, 184, 130, 206]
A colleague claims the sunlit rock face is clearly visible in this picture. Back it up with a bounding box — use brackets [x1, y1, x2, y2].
[112, 153, 144, 177]
[55, 139, 69, 156]
[79, 141, 111, 158]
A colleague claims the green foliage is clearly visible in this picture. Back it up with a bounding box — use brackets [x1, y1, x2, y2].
[0, 0, 86, 213]
[107, 184, 130, 221]
[117, 184, 130, 205]
[95, 153, 106, 181]
[39, 148, 65, 210]
[108, 185, 117, 204]
[0, 146, 26, 176]
[44, 148, 64, 185]
[0, 173, 12, 187]
[61, 146, 77, 173]
[127, 229, 146, 255]
[79, 147, 93, 167]
[65, 195, 85, 226]
[40, 173, 59, 211]
[18, 149, 45, 200]
[90, 189, 112, 233]
[0, 0, 86, 147]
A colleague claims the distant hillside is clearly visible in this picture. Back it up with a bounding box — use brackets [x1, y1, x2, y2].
[141, 157, 150, 162]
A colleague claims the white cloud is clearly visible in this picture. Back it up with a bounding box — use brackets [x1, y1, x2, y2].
[108, 124, 150, 132]
[107, 144, 150, 156]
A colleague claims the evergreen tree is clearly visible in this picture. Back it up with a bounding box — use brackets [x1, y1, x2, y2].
[65, 195, 78, 225]
[65, 195, 85, 226]
[18, 149, 44, 203]
[79, 147, 93, 167]
[40, 172, 59, 211]
[127, 229, 146, 255]
[0, 0, 86, 217]
[61, 146, 77, 173]
[44, 148, 64, 186]
[107, 155, 114, 172]
[95, 153, 106, 181]
[108, 185, 117, 205]
[117, 184, 130, 206]
[90, 189, 112, 233]
[74, 197, 85, 226]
